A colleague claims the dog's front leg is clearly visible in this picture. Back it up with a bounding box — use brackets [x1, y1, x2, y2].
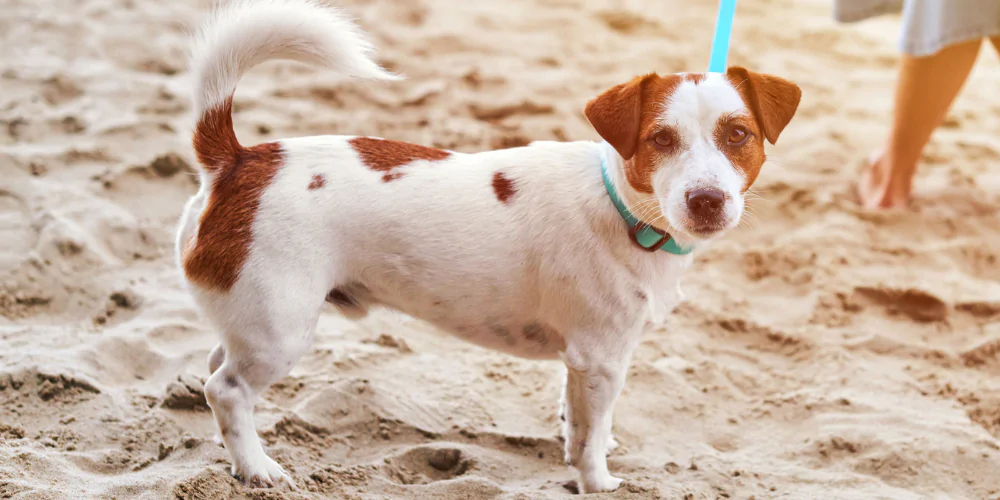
[559, 374, 619, 454]
[562, 346, 631, 493]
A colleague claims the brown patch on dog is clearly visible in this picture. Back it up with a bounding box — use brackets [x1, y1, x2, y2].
[725, 66, 801, 146]
[192, 97, 241, 171]
[713, 113, 767, 191]
[584, 73, 682, 193]
[492, 171, 516, 204]
[308, 174, 326, 190]
[183, 97, 284, 292]
[349, 137, 450, 182]
[522, 322, 566, 350]
[381, 172, 404, 183]
[682, 73, 705, 84]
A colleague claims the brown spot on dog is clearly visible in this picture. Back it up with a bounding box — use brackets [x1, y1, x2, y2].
[584, 73, 682, 193]
[381, 172, 404, 183]
[492, 171, 516, 204]
[308, 174, 326, 190]
[183, 97, 283, 292]
[349, 137, 450, 182]
[225, 375, 238, 388]
[635, 289, 648, 301]
[682, 73, 705, 84]
[522, 322, 565, 350]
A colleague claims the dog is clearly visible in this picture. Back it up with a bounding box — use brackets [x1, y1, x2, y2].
[177, 0, 800, 493]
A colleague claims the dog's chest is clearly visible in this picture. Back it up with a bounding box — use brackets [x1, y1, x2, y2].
[635, 255, 691, 324]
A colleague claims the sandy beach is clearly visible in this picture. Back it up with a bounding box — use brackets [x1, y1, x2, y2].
[3, 0, 1000, 498]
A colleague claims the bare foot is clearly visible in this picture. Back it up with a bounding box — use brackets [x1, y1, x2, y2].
[857, 151, 912, 210]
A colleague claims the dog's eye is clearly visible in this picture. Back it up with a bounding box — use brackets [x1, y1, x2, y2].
[652, 131, 674, 149]
[728, 126, 749, 145]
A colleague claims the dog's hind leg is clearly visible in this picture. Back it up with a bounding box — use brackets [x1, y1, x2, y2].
[206, 342, 229, 447]
[201, 276, 325, 489]
[208, 343, 225, 374]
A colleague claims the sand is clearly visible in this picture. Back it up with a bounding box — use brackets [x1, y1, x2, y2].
[3, 0, 1000, 498]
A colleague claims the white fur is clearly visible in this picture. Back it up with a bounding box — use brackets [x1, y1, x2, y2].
[180, 1, 754, 494]
[189, 0, 399, 116]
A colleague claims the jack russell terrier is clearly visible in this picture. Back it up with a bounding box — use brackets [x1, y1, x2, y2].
[177, 0, 800, 493]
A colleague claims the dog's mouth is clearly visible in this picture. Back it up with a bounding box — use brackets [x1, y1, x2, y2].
[681, 225, 727, 242]
[671, 216, 733, 241]
[689, 224, 726, 237]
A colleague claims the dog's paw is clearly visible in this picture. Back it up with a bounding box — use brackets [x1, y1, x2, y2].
[233, 456, 295, 490]
[580, 473, 624, 494]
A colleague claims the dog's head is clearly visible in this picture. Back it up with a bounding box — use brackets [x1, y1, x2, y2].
[585, 67, 800, 243]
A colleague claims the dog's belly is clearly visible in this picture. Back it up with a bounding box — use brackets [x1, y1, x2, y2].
[345, 285, 565, 360]
[432, 316, 566, 360]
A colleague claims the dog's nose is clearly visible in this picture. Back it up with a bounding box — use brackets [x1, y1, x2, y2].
[686, 188, 726, 220]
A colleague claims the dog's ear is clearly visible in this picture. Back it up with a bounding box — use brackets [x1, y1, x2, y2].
[585, 74, 657, 161]
[726, 67, 801, 145]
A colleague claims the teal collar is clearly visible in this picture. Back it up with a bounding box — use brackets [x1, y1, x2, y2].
[601, 156, 693, 255]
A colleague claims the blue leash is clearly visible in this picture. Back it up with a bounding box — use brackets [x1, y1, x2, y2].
[708, 0, 737, 73]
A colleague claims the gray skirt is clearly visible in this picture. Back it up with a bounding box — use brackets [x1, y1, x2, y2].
[834, 0, 1000, 56]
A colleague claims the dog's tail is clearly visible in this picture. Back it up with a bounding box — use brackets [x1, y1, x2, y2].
[189, 0, 400, 171]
